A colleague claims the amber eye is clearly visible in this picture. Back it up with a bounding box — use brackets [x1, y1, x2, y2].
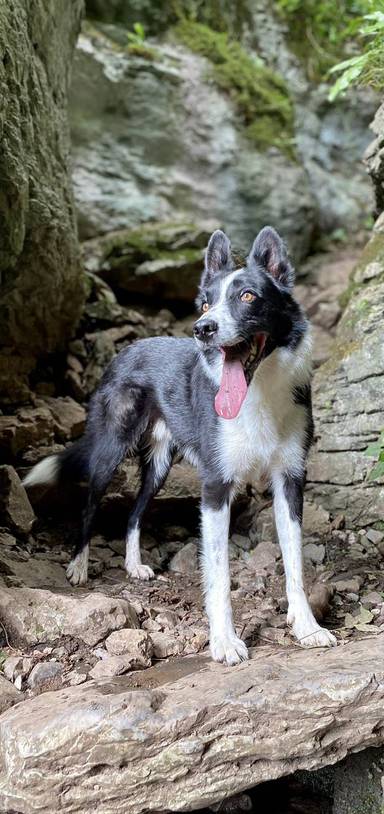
[241, 291, 256, 303]
[202, 302, 209, 313]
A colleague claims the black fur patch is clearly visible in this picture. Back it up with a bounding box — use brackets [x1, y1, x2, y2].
[283, 472, 304, 524]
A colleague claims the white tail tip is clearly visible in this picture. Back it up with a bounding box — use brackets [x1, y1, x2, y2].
[23, 455, 59, 488]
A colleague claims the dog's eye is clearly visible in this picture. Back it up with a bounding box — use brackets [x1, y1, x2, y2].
[241, 291, 256, 303]
[202, 302, 209, 313]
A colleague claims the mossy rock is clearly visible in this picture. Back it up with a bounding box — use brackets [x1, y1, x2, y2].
[173, 20, 295, 157]
[82, 221, 215, 301]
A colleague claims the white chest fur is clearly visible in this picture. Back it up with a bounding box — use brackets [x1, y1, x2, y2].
[217, 339, 312, 486]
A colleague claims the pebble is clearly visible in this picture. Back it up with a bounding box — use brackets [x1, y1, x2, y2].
[366, 528, 384, 545]
[303, 543, 325, 565]
[28, 661, 64, 689]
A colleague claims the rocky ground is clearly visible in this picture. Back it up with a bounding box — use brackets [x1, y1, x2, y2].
[1, 238, 384, 812]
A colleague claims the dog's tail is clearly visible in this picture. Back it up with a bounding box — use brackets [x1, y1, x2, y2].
[23, 438, 89, 489]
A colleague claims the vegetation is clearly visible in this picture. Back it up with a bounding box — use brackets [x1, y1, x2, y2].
[126, 22, 159, 60]
[364, 431, 384, 480]
[275, 0, 372, 81]
[174, 20, 295, 156]
[329, 4, 384, 99]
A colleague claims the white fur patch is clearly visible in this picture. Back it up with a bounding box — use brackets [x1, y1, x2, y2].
[125, 523, 154, 580]
[272, 473, 336, 648]
[23, 455, 59, 488]
[201, 503, 248, 665]
[216, 336, 312, 487]
[66, 548, 89, 586]
[147, 419, 172, 481]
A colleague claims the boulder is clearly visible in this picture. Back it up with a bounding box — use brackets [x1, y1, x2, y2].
[0, 466, 35, 535]
[0, 637, 383, 812]
[0, 0, 85, 402]
[83, 221, 212, 301]
[0, 587, 138, 647]
[168, 542, 198, 574]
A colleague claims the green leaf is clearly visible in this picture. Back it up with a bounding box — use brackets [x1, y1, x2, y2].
[133, 22, 145, 40]
[368, 460, 384, 481]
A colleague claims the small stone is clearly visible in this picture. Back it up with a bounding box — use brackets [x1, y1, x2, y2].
[331, 513, 345, 530]
[155, 610, 179, 629]
[365, 528, 384, 545]
[28, 661, 64, 690]
[105, 629, 152, 664]
[245, 541, 280, 573]
[346, 593, 359, 602]
[361, 591, 383, 608]
[231, 534, 252, 551]
[333, 577, 362, 594]
[0, 532, 17, 547]
[0, 466, 35, 534]
[67, 671, 87, 686]
[169, 542, 198, 574]
[90, 653, 143, 680]
[303, 543, 325, 565]
[150, 632, 184, 659]
[3, 656, 23, 682]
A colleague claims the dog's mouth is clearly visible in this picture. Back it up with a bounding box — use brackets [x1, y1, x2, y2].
[214, 333, 267, 420]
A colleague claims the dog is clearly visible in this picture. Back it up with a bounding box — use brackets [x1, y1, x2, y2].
[24, 226, 336, 664]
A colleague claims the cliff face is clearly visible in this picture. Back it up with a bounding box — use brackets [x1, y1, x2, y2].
[0, 0, 86, 403]
[307, 112, 384, 526]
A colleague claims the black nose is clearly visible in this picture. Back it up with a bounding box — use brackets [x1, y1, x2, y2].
[193, 319, 218, 341]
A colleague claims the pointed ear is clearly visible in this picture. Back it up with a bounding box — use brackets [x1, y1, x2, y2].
[248, 226, 294, 288]
[202, 229, 232, 285]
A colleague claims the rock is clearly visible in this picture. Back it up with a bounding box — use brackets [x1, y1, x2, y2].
[0, 676, 22, 716]
[366, 529, 384, 545]
[333, 578, 362, 595]
[70, 27, 314, 259]
[302, 501, 330, 536]
[0, 637, 384, 812]
[332, 747, 384, 814]
[0, 406, 54, 461]
[28, 661, 64, 690]
[39, 397, 86, 442]
[307, 220, 384, 527]
[105, 629, 152, 663]
[2, 656, 23, 683]
[0, 587, 138, 647]
[303, 543, 325, 565]
[245, 541, 280, 573]
[149, 632, 184, 659]
[0, 0, 85, 402]
[360, 592, 384, 609]
[89, 654, 146, 680]
[0, 466, 35, 535]
[231, 534, 253, 551]
[169, 542, 198, 574]
[309, 583, 333, 622]
[84, 222, 211, 302]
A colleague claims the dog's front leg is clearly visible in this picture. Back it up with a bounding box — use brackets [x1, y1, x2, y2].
[201, 482, 248, 665]
[272, 471, 336, 648]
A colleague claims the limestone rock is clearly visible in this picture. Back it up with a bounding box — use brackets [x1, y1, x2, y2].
[168, 542, 198, 574]
[307, 224, 384, 526]
[0, 676, 22, 716]
[0, 637, 383, 812]
[0, 587, 138, 647]
[0, 466, 35, 535]
[105, 629, 152, 661]
[28, 662, 64, 691]
[0, 0, 85, 402]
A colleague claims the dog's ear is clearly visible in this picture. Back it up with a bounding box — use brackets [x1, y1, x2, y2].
[248, 226, 294, 288]
[202, 230, 232, 284]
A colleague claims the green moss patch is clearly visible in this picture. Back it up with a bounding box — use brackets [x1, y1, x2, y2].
[173, 20, 295, 157]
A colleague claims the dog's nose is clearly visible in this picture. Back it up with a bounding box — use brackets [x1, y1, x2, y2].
[193, 319, 218, 341]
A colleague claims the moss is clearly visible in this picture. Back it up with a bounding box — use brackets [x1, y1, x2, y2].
[173, 20, 295, 157]
[339, 231, 384, 309]
[127, 42, 160, 60]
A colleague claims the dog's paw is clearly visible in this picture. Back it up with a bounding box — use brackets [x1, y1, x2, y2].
[126, 562, 155, 581]
[210, 633, 248, 666]
[293, 623, 337, 648]
[66, 555, 88, 587]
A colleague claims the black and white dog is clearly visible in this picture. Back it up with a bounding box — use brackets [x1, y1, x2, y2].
[24, 226, 336, 664]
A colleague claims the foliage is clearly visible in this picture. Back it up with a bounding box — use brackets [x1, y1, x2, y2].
[329, 4, 384, 99]
[126, 22, 159, 60]
[174, 20, 295, 156]
[275, 0, 370, 81]
[364, 431, 384, 480]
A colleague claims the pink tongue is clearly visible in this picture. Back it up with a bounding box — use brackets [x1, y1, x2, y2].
[214, 353, 248, 419]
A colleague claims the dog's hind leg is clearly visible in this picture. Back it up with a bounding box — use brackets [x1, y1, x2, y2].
[272, 470, 336, 648]
[66, 434, 130, 587]
[201, 480, 248, 666]
[125, 442, 173, 580]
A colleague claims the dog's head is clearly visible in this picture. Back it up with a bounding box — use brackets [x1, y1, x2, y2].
[194, 227, 306, 418]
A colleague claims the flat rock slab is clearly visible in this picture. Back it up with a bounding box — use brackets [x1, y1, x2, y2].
[0, 637, 383, 813]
